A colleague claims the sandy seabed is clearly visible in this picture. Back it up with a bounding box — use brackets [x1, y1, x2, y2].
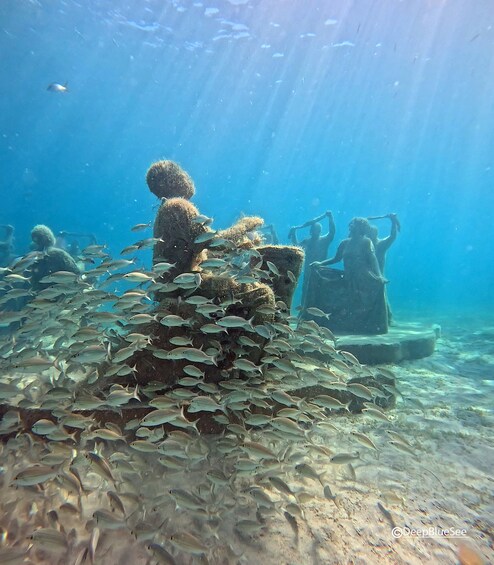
[1, 314, 493, 565]
[265, 318, 494, 565]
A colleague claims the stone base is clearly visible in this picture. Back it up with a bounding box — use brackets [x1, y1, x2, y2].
[305, 266, 389, 335]
[334, 322, 441, 365]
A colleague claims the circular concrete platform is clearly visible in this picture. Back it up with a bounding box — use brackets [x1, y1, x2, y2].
[334, 322, 441, 365]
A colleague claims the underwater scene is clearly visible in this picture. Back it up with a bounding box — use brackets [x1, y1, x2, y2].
[0, 1, 493, 564]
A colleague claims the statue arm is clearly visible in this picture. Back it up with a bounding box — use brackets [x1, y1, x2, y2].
[288, 227, 299, 245]
[380, 214, 399, 251]
[293, 211, 327, 231]
[323, 211, 335, 241]
[304, 211, 327, 228]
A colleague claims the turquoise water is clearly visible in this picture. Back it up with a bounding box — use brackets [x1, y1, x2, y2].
[0, 2, 493, 564]
[1, 0, 493, 312]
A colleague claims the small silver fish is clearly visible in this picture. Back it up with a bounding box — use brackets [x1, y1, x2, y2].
[268, 476, 294, 496]
[47, 82, 68, 93]
[306, 306, 331, 319]
[147, 543, 177, 565]
[131, 222, 151, 232]
[351, 431, 378, 451]
[93, 509, 127, 530]
[347, 383, 374, 400]
[169, 532, 207, 555]
[191, 214, 213, 225]
[193, 231, 217, 244]
[216, 315, 253, 329]
[30, 528, 68, 551]
[283, 511, 299, 542]
[166, 346, 216, 365]
[13, 465, 59, 487]
[377, 501, 397, 529]
[330, 451, 361, 464]
[85, 451, 115, 482]
[123, 271, 154, 282]
[188, 396, 225, 414]
[233, 358, 261, 372]
[323, 484, 339, 507]
[295, 463, 325, 485]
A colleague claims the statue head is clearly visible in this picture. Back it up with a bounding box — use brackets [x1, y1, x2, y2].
[31, 224, 56, 251]
[348, 217, 371, 238]
[146, 160, 195, 200]
[310, 222, 322, 238]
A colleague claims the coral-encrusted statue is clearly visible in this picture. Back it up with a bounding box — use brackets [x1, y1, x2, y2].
[126, 160, 303, 387]
[29, 224, 80, 289]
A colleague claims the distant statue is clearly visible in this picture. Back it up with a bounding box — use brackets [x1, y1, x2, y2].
[56, 231, 97, 269]
[313, 216, 384, 291]
[289, 211, 335, 307]
[367, 213, 400, 324]
[308, 217, 388, 334]
[0, 225, 15, 268]
[366, 213, 400, 275]
[29, 225, 80, 289]
[259, 224, 279, 245]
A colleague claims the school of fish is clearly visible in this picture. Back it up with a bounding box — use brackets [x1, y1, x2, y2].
[0, 220, 412, 564]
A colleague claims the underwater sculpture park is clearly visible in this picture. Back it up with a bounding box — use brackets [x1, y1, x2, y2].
[0, 161, 488, 565]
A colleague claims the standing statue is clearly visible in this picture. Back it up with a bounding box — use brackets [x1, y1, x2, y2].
[0, 225, 15, 268]
[259, 224, 279, 245]
[309, 217, 388, 334]
[367, 213, 400, 323]
[289, 211, 335, 308]
[56, 231, 98, 259]
[366, 213, 400, 275]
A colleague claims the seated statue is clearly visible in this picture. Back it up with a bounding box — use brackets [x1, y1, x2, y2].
[126, 160, 303, 387]
[29, 224, 81, 289]
[308, 217, 388, 335]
